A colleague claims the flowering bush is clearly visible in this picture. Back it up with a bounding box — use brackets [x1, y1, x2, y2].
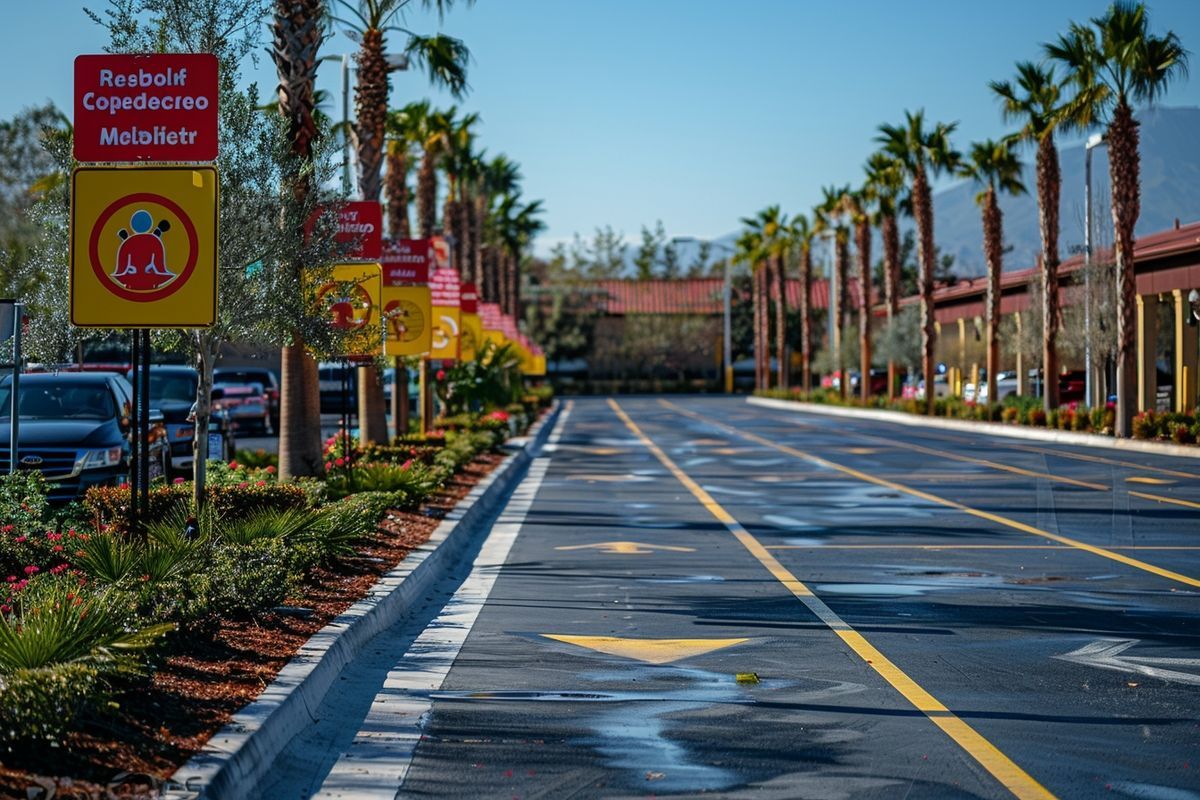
[84, 481, 309, 533]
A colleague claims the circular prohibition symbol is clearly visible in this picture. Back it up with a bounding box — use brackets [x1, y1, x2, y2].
[317, 281, 374, 330]
[88, 192, 199, 302]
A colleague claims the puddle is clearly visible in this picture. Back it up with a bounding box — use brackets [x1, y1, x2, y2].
[731, 458, 787, 467]
[763, 514, 819, 531]
[781, 537, 825, 547]
[816, 583, 929, 597]
[628, 516, 686, 529]
[683, 457, 716, 467]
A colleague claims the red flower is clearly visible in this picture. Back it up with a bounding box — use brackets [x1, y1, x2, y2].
[119, 482, 130, 490]
[1, 525, 12, 534]
[0, 605, 10, 615]
[238, 481, 249, 489]
[174, 476, 186, 484]
[228, 460, 240, 470]
[52, 545, 63, 553]
[401, 459, 413, 470]
[256, 480, 266, 487]
[5, 576, 15, 583]
[435, 369, 446, 381]
[14, 536, 26, 544]
[265, 465, 277, 474]
[23, 566, 39, 575]
[335, 457, 346, 467]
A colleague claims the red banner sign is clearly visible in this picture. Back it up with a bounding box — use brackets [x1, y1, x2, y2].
[74, 54, 218, 163]
[460, 282, 479, 314]
[306, 202, 383, 261]
[381, 238, 430, 285]
[429, 267, 461, 308]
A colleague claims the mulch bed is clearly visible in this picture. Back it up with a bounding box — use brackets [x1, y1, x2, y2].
[0, 452, 506, 799]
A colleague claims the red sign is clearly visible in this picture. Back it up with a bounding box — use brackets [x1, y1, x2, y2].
[74, 54, 218, 163]
[479, 302, 503, 328]
[382, 238, 430, 285]
[306, 202, 383, 261]
[460, 282, 478, 314]
[429, 267, 461, 308]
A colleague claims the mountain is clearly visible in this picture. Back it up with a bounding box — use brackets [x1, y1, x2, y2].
[931, 105, 1200, 277]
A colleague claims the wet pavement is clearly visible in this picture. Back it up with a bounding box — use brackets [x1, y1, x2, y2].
[260, 396, 1200, 800]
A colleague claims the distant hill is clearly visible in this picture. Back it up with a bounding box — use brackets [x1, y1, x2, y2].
[929, 105, 1200, 277]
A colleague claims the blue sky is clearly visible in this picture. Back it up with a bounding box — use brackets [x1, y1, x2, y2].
[4, 1, 1200, 253]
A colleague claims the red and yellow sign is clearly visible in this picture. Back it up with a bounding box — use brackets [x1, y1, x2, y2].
[318, 263, 381, 357]
[428, 240, 460, 361]
[459, 282, 481, 361]
[382, 285, 432, 357]
[70, 166, 218, 328]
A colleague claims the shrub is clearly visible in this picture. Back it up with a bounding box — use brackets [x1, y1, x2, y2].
[1131, 411, 1157, 440]
[1171, 422, 1195, 445]
[1055, 408, 1072, 430]
[204, 540, 298, 618]
[216, 507, 323, 547]
[0, 472, 50, 537]
[234, 448, 278, 470]
[1029, 409, 1048, 427]
[84, 482, 309, 534]
[325, 461, 442, 501]
[0, 661, 103, 745]
[1071, 409, 1091, 432]
[1001, 406, 1020, 424]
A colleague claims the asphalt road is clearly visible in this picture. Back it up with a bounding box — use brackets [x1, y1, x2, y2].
[260, 396, 1200, 800]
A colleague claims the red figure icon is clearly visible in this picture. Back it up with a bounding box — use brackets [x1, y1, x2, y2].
[112, 209, 175, 291]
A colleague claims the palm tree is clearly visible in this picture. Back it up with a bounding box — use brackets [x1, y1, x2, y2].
[480, 155, 521, 303]
[384, 100, 429, 237]
[441, 112, 479, 277]
[334, 0, 470, 203]
[788, 214, 816, 393]
[848, 187, 875, 403]
[272, 0, 327, 480]
[865, 152, 905, 398]
[743, 207, 789, 388]
[493, 196, 545, 318]
[416, 105, 454, 237]
[815, 185, 851, 399]
[991, 63, 1067, 411]
[734, 229, 766, 390]
[959, 139, 1026, 407]
[1046, 1, 1188, 436]
[876, 111, 960, 414]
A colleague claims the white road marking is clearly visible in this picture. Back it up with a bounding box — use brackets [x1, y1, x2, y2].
[308, 406, 570, 799]
[1054, 639, 1200, 686]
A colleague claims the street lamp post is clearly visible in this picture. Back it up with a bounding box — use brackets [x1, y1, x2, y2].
[1084, 132, 1107, 407]
[673, 238, 735, 392]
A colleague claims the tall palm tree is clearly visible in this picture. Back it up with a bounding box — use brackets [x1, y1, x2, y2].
[441, 112, 479, 276]
[493, 196, 545, 319]
[849, 186, 875, 403]
[991, 63, 1067, 411]
[480, 155, 521, 303]
[788, 214, 816, 393]
[416, 105, 454, 237]
[734, 229, 767, 390]
[1047, 1, 1188, 436]
[384, 100, 429, 237]
[272, 0, 326, 480]
[334, 0, 470, 203]
[744, 207, 789, 388]
[876, 111, 960, 414]
[959, 139, 1026, 407]
[865, 152, 905, 398]
[815, 185, 851, 399]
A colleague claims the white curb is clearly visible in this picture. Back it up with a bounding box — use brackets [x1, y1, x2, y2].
[170, 402, 563, 800]
[746, 396, 1200, 460]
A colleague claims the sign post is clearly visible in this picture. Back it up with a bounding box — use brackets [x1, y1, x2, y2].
[382, 239, 432, 439]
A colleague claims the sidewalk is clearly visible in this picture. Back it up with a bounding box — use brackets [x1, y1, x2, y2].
[747, 396, 1200, 460]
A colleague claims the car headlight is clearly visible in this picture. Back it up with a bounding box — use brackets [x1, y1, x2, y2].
[78, 447, 124, 470]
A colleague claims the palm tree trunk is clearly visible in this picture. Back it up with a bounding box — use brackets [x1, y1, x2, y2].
[1109, 102, 1140, 437]
[800, 247, 812, 393]
[772, 253, 788, 389]
[912, 165, 937, 415]
[384, 146, 410, 238]
[416, 147, 438, 237]
[856, 218, 872, 403]
[752, 266, 763, 390]
[472, 194, 486, 290]
[983, 187, 1002, 407]
[882, 212, 900, 399]
[835, 234, 849, 400]
[353, 28, 387, 203]
[506, 249, 519, 320]
[1037, 133, 1061, 411]
[272, 0, 326, 480]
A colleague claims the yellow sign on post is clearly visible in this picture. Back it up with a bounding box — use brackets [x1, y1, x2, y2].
[70, 166, 218, 328]
[381, 284, 432, 357]
[430, 307, 460, 361]
[318, 263, 382, 357]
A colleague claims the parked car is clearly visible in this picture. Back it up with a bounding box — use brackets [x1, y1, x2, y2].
[971, 371, 1020, 404]
[904, 374, 950, 400]
[213, 367, 280, 431]
[0, 372, 168, 502]
[319, 362, 358, 413]
[140, 365, 235, 474]
[212, 381, 271, 435]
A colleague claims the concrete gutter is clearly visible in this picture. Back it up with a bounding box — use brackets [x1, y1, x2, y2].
[170, 402, 563, 800]
[747, 396, 1200, 460]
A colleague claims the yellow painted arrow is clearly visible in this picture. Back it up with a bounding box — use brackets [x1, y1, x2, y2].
[541, 634, 749, 665]
[555, 541, 696, 555]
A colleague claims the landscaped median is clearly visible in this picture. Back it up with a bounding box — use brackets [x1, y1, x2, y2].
[0, 388, 555, 797]
[752, 388, 1200, 457]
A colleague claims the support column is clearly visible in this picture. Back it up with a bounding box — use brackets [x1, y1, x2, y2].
[1136, 295, 1157, 413]
[956, 318, 966, 397]
[1173, 290, 1198, 413]
[1015, 312, 1026, 397]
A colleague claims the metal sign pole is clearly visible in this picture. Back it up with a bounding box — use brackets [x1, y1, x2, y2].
[128, 329, 140, 536]
[138, 330, 151, 522]
[8, 304, 20, 474]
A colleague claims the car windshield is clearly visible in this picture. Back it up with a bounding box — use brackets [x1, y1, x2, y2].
[149, 374, 197, 403]
[217, 371, 271, 386]
[0, 383, 115, 420]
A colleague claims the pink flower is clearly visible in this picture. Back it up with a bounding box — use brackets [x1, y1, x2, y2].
[174, 476, 186, 484]
[23, 566, 38, 575]
[6, 576, 15, 583]
[256, 480, 266, 487]
[1, 524, 12, 533]
[52, 545, 63, 553]
[0, 605, 10, 615]
[401, 459, 413, 470]
[50, 564, 67, 574]
[228, 460, 240, 470]
[14, 536, 26, 544]
[335, 457, 346, 467]
[265, 465, 277, 474]
[238, 481, 249, 489]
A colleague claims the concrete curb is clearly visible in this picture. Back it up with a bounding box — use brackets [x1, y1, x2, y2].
[746, 396, 1200, 460]
[170, 402, 563, 800]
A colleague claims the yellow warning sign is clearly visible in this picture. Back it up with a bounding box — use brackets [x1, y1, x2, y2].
[70, 166, 218, 328]
[381, 284, 432, 357]
[318, 263, 381, 357]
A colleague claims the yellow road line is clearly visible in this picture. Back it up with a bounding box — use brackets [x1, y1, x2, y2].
[1007, 442, 1200, 480]
[607, 398, 1055, 800]
[661, 400, 1200, 590]
[1127, 490, 1200, 510]
[764, 544, 1200, 551]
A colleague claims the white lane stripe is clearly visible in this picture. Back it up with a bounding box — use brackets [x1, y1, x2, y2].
[310, 404, 570, 799]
